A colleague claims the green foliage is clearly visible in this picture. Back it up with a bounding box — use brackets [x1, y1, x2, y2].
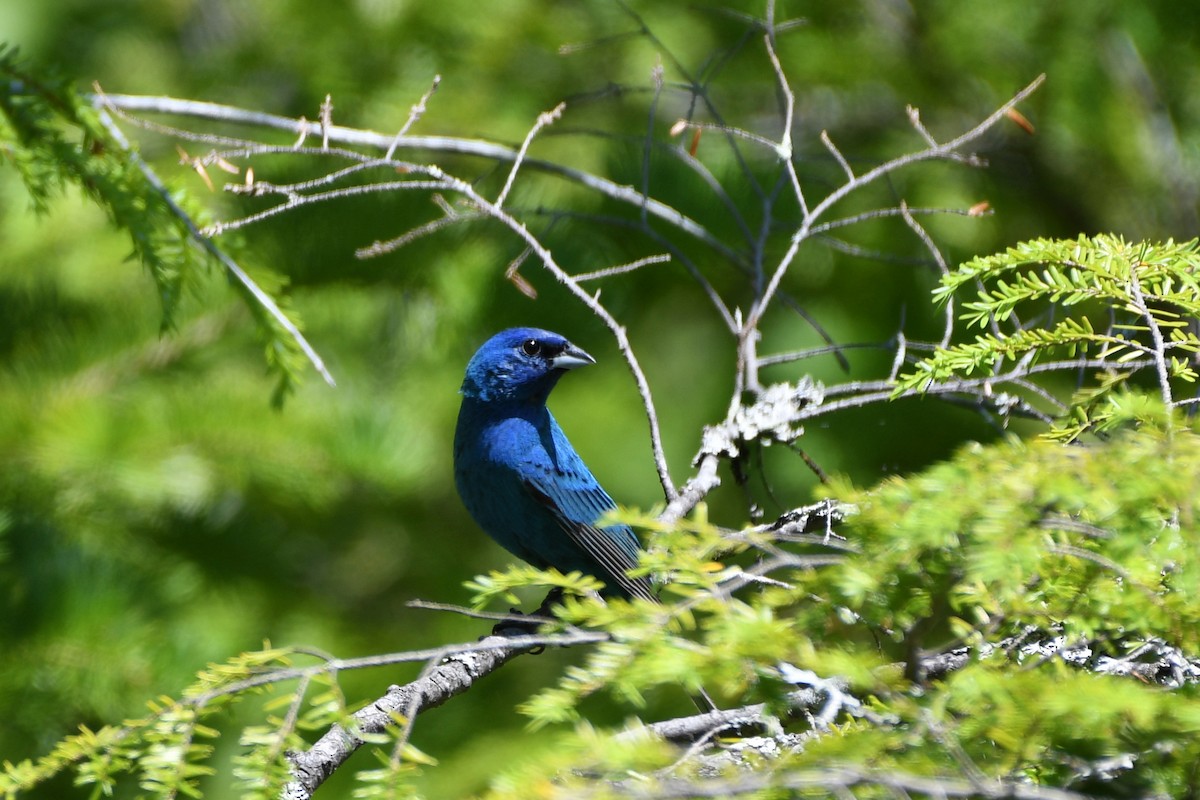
[939, 236, 1200, 330]
[465, 567, 607, 610]
[0, 48, 312, 401]
[467, 418, 1200, 797]
[829, 415, 1198, 650]
[1, 648, 288, 799]
[898, 234, 1200, 439]
[1, 48, 197, 321]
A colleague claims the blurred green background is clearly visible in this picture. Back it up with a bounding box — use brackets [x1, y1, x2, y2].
[2, 1, 1198, 796]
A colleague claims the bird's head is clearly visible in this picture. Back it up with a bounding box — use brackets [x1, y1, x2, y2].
[460, 327, 596, 404]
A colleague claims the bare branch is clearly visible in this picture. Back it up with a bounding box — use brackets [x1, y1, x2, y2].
[281, 631, 602, 800]
[407, 598, 557, 626]
[574, 254, 671, 283]
[746, 75, 1047, 337]
[505, 246, 538, 299]
[898, 201, 954, 348]
[670, 119, 781, 152]
[1128, 267, 1175, 412]
[757, 340, 887, 368]
[888, 332, 908, 382]
[660, 453, 720, 524]
[207, 178, 456, 236]
[807, 204, 982, 235]
[496, 102, 566, 209]
[356, 208, 480, 259]
[762, 31, 808, 220]
[907, 104, 940, 147]
[95, 93, 745, 269]
[318, 94, 333, 150]
[820, 130, 854, 181]
[102, 87, 697, 498]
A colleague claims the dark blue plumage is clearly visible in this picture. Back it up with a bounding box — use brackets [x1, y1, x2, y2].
[454, 327, 655, 601]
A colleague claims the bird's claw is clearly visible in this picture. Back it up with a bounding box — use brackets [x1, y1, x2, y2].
[533, 587, 565, 617]
[490, 607, 542, 638]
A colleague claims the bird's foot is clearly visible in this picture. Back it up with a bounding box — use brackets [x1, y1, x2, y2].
[489, 608, 546, 654]
[490, 607, 540, 636]
[532, 586, 565, 618]
[486, 588, 566, 650]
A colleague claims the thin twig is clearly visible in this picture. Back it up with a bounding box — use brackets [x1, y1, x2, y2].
[406, 598, 557, 626]
[319, 94, 333, 150]
[898, 201, 954, 348]
[757, 340, 887, 368]
[385, 74, 442, 159]
[671, 119, 781, 152]
[820, 130, 854, 181]
[889, 333, 908, 383]
[356, 210, 479, 259]
[748, 75, 1047, 336]
[206, 179, 456, 236]
[808, 204, 982, 235]
[496, 102, 566, 209]
[574, 254, 672, 282]
[1128, 267, 1175, 413]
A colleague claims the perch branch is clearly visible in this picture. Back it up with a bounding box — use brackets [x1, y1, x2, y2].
[281, 630, 605, 800]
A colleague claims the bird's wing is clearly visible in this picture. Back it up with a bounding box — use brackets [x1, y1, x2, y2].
[522, 477, 657, 603]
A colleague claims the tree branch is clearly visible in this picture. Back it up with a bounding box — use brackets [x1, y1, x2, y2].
[281, 630, 604, 800]
[92, 92, 747, 270]
[603, 766, 1097, 800]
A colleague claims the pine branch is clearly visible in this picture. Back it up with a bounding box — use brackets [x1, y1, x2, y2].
[0, 52, 330, 401]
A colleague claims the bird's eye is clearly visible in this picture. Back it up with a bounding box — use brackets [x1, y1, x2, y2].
[521, 339, 541, 357]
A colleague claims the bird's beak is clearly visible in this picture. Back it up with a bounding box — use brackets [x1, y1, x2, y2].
[550, 342, 596, 371]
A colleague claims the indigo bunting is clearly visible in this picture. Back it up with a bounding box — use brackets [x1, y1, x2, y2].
[454, 327, 655, 601]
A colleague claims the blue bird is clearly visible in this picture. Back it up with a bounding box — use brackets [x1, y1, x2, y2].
[454, 327, 656, 602]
